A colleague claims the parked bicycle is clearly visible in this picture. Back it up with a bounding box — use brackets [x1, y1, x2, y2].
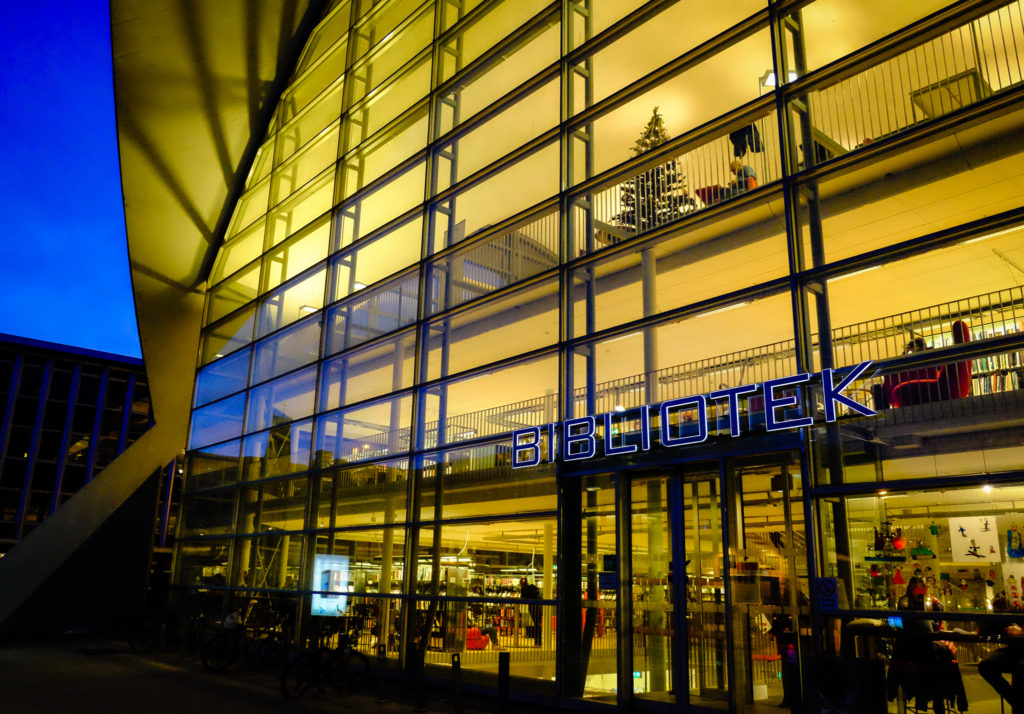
[201, 599, 288, 672]
[281, 621, 369, 699]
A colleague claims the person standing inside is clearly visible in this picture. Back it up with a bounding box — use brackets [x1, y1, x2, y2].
[520, 577, 543, 646]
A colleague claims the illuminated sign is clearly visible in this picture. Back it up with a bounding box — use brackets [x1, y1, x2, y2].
[310, 553, 350, 616]
[511, 360, 876, 468]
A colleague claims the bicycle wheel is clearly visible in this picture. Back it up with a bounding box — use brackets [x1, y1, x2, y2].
[202, 631, 237, 671]
[328, 647, 370, 691]
[281, 654, 314, 699]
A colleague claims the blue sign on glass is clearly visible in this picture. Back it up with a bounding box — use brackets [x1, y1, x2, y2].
[512, 361, 876, 468]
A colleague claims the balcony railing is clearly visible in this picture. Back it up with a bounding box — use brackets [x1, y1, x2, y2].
[571, 111, 783, 256]
[801, 0, 1024, 165]
[315, 284, 1024, 464]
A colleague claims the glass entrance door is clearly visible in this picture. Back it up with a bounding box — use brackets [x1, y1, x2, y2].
[726, 454, 807, 714]
[683, 468, 730, 709]
[630, 475, 675, 703]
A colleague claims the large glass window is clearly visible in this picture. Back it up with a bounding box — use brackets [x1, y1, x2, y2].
[315, 460, 409, 529]
[315, 393, 413, 466]
[420, 354, 559, 448]
[569, 292, 798, 419]
[432, 78, 558, 195]
[276, 81, 344, 166]
[260, 217, 330, 295]
[343, 55, 432, 154]
[202, 308, 256, 365]
[334, 159, 425, 247]
[426, 208, 558, 314]
[245, 366, 317, 434]
[423, 279, 559, 381]
[257, 266, 326, 339]
[189, 394, 246, 449]
[211, 221, 264, 286]
[346, 4, 433, 108]
[570, 196, 788, 335]
[435, 20, 559, 137]
[319, 330, 415, 411]
[186, 439, 242, 492]
[829, 234, 1024, 357]
[270, 122, 340, 210]
[208, 263, 260, 325]
[329, 217, 421, 297]
[569, 29, 772, 185]
[324, 270, 419, 356]
[241, 419, 314, 481]
[339, 104, 429, 200]
[792, 2, 1024, 174]
[251, 315, 322, 385]
[569, 1, 764, 113]
[820, 482, 1024, 613]
[435, 0, 551, 86]
[266, 167, 334, 247]
[429, 142, 558, 254]
[195, 348, 251, 407]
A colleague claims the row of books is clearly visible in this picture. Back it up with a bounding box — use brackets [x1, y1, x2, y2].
[972, 369, 1024, 394]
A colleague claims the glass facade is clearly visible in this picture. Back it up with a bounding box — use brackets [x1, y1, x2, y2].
[177, 1, 1024, 711]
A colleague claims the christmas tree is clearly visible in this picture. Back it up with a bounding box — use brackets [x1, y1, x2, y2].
[614, 107, 685, 234]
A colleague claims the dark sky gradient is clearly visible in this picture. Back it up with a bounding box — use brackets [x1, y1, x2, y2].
[1, 1, 142, 358]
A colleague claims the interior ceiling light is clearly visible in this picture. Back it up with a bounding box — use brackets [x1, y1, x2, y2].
[696, 301, 750, 318]
[827, 265, 881, 283]
[760, 69, 799, 87]
[957, 223, 1024, 246]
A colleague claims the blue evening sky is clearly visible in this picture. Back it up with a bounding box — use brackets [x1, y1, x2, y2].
[1, 1, 142, 358]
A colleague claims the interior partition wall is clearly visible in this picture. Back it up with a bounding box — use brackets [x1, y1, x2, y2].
[176, 0, 1024, 711]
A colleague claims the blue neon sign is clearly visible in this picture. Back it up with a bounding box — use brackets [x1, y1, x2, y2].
[511, 360, 876, 468]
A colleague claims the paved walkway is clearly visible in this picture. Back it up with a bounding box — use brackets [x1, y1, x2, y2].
[0, 635, 575, 714]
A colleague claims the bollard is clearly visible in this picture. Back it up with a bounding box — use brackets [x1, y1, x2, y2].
[451, 653, 462, 714]
[497, 650, 510, 711]
[376, 643, 388, 704]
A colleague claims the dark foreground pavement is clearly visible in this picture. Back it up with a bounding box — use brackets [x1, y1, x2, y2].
[0, 636, 571, 714]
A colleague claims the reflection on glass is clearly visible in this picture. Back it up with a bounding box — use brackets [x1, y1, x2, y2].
[257, 267, 326, 339]
[686, 474, 728, 709]
[241, 418, 313, 480]
[631, 476, 674, 701]
[186, 439, 241, 491]
[245, 366, 317, 433]
[324, 272, 419, 356]
[189, 394, 246, 449]
[251, 316, 322, 385]
[195, 348, 251, 407]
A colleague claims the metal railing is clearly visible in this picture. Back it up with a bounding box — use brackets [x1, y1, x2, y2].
[429, 209, 560, 315]
[571, 112, 782, 255]
[803, 0, 1024, 163]
[309, 285, 1024, 465]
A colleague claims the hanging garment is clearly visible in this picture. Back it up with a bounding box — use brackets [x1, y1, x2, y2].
[729, 124, 763, 157]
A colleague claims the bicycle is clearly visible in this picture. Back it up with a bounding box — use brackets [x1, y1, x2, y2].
[281, 624, 369, 699]
[202, 599, 288, 672]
